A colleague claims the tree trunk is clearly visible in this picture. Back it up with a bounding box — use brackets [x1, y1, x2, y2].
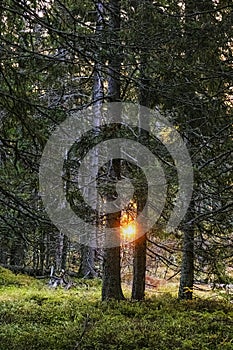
[77, 1, 105, 279]
[55, 231, 65, 272]
[102, 154, 125, 300]
[39, 231, 45, 275]
[132, 234, 147, 300]
[178, 216, 194, 300]
[10, 236, 25, 267]
[61, 234, 68, 271]
[178, 0, 211, 300]
[102, 211, 125, 299]
[0, 238, 9, 265]
[101, 0, 124, 301]
[131, 0, 154, 300]
[78, 244, 96, 278]
[102, 246, 124, 300]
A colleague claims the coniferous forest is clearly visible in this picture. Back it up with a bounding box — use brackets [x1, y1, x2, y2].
[0, 1, 232, 349]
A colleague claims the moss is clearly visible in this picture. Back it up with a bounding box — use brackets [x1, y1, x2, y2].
[0, 273, 232, 350]
[0, 266, 41, 288]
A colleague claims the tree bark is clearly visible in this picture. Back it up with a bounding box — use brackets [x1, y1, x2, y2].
[132, 234, 147, 300]
[178, 0, 212, 300]
[101, 0, 124, 301]
[131, 0, 154, 301]
[77, 1, 105, 279]
[78, 244, 96, 278]
[178, 214, 194, 300]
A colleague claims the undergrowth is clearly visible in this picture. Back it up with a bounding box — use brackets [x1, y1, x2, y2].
[0, 267, 232, 350]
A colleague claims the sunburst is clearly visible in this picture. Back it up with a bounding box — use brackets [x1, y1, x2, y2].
[121, 222, 136, 240]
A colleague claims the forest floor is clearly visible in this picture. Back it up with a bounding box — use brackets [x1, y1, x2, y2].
[0, 267, 232, 350]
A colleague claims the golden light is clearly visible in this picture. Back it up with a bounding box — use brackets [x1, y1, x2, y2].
[120, 202, 137, 241]
[121, 222, 136, 240]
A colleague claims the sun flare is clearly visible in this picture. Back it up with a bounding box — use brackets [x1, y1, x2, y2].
[121, 222, 136, 240]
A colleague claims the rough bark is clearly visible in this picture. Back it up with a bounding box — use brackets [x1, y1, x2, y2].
[131, 0, 154, 301]
[101, 0, 125, 301]
[78, 244, 97, 278]
[102, 155, 125, 300]
[78, 1, 105, 279]
[132, 234, 147, 300]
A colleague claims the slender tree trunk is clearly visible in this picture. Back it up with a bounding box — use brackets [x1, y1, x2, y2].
[106, 0, 121, 103]
[78, 1, 105, 279]
[131, 0, 154, 300]
[131, 124, 148, 300]
[39, 231, 45, 275]
[45, 232, 51, 269]
[10, 236, 25, 267]
[61, 234, 68, 271]
[178, 208, 194, 299]
[56, 231, 65, 272]
[78, 244, 96, 278]
[0, 238, 9, 264]
[178, 0, 208, 300]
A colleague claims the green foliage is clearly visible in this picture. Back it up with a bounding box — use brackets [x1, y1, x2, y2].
[0, 276, 232, 350]
[0, 267, 40, 288]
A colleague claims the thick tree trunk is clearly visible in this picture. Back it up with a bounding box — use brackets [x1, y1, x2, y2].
[132, 234, 146, 300]
[102, 156, 125, 300]
[101, 0, 124, 301]
[102, 246, 124, 300]
[102, 206, 125, 300]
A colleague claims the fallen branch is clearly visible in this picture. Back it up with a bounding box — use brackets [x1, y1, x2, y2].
[73, 314, 90, 350]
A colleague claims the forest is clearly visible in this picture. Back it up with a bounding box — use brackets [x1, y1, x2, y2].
[0, 0, 232, 349]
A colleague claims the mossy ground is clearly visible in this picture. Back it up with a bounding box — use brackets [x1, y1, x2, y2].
[0, 267, 232, 350]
